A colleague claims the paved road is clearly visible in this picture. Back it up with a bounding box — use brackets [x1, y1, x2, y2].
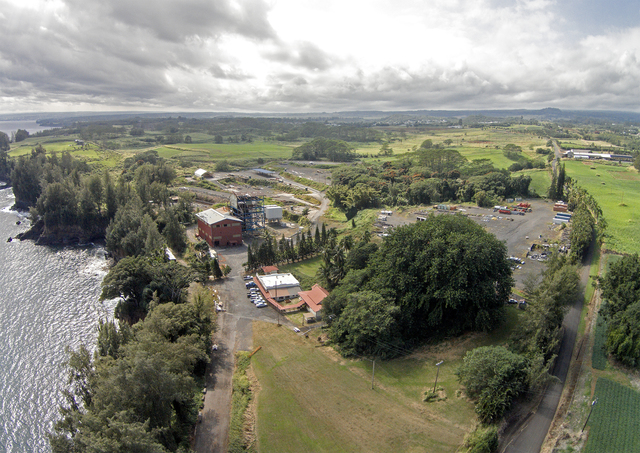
[193, 246, 280, 453]
[501, 243, 594, 453]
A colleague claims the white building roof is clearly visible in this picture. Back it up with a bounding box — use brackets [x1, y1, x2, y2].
[257, 273, 300, 290]
[196, 208, 241, 225]
[194, 168, 210, 178]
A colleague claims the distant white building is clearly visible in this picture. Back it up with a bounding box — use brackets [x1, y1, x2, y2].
[194, 168, 212, 178]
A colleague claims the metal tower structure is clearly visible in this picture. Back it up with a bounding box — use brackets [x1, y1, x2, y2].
[230, 193, 265, 233]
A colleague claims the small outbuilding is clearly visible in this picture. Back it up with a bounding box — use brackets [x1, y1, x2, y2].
[194, 168, 212, 179]
[298, 284, 329, 321]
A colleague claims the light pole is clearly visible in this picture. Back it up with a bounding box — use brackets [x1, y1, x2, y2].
[433, 361, 444, 394]
[582, 398, 598, 432]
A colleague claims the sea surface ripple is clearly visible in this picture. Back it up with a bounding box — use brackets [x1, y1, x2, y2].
[0, 187, 114, 452]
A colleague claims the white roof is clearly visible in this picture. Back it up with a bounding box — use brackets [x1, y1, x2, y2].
[196, 208, 241, 225]
[195, 168, 210, 177]
[257, 273, 300, 290]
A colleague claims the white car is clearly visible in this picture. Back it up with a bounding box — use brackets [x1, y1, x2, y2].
[293, 327, 301, 333]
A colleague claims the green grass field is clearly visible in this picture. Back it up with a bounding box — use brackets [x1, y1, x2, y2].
[252, 322, 476, 453]
[251, 305, 525, 453]
[521, 168, 552, 197]
[162, 141, 294, 161]
[358, 127, 549, 170]
[564, 160, 640, 254]
[583, 378, 640, 453]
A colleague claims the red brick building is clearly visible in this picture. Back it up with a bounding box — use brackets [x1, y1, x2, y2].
[196, 209, 242, 247]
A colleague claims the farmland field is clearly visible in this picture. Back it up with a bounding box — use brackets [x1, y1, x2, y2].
[356, 127, 548, 170]
[583, 378, 640, 453]
[161, 141, 294, 161]
[521, 169, 551, 197]
[564, 160, 640, 254]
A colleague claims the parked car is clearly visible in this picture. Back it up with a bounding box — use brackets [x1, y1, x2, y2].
[256, 302, 267, 308]
[243, 275, 253, 281]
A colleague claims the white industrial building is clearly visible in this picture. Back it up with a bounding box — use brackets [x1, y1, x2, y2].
[256, 273, 301, 301]
[264, 205, 283, 223]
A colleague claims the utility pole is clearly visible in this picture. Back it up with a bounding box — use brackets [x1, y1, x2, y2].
[433, 361, 444, 394]
[582, 398, 598, 432]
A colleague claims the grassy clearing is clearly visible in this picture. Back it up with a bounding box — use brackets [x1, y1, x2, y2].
[251, 305, 525, 453]
[166, 141, 294, 161]
[278, 255, 322, 290]
[520, 168, 551, 197]
[583, 378, 640, 453]
[564, 160, 640, 254]
[252, 322, 476, 453]
[578, 244, 601, 336]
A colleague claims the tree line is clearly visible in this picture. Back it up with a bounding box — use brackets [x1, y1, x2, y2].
[598, 253, 640, 368]
[457, 253, 579, 426]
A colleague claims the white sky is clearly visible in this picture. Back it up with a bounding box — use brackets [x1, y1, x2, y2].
[0, 0, 639, 113]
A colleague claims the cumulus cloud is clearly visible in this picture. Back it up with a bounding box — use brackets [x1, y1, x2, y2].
[0, 0, 639, 112]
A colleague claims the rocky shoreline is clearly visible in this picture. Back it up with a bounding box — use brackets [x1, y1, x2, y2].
[16, 218, 106, 246]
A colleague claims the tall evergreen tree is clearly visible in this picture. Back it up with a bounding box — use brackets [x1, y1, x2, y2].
[548, 171, 558, 200]
[556, 163, 565, 200]
[212, 258, 223, 279]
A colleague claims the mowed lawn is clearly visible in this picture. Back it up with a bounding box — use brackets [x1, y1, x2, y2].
[564, 160, 640, 254]
[252, 321, 476, 453]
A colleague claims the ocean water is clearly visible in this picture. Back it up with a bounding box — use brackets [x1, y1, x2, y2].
[0, 121, 54, 137]
[0, 187, 115, 452]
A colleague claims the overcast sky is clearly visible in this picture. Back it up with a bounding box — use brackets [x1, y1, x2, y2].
[1, 0, 639, 113]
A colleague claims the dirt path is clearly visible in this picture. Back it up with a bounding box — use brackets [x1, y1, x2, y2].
[500, 242, 594, 453]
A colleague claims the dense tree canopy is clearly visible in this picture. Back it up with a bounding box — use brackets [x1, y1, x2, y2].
[326, 214, 513, 356]
[292, 138, 356, 162]
[457, 346, 529, 423]
[49, 288, 214, 453]
[599, 253, 640, 367]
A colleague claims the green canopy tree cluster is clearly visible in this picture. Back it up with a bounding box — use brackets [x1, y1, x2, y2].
[49, 287, 215, 453]
[326, 157, 531, 219]
[598, 253, 640, 367]
[245, 224, 334, 271]
[457, 346, 529, 424]
[292, 138, 356, 162]
[325, 214, 513, 357]
[565, 181, 606, 262]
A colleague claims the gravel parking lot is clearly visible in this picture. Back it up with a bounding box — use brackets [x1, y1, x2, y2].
[373, 199, 563, 289]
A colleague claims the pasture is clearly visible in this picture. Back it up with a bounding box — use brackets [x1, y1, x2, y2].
[357, 127, 549, 170]
[564, 160, 640, 254]
[162, 141, 294, 162]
